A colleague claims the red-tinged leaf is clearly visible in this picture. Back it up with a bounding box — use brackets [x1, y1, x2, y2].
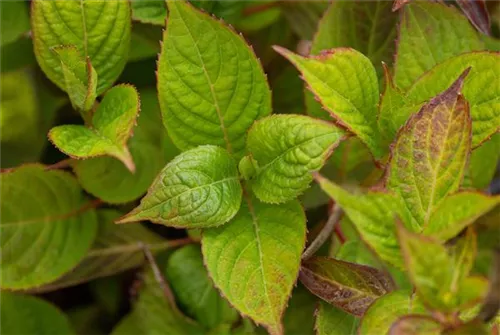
[386, 69, 472, 228]
[299, 257, 394, 316]
[456, 0, 491, 35]
[389, 315, 442, 335]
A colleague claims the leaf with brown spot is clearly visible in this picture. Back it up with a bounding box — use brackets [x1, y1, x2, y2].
[385, 70, 472, 228]
[299, 256, 394, 316]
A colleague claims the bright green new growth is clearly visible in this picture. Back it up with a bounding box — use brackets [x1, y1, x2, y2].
[244, 114, 345, 204]
[117, 145, 242, 228]
[202, 198, 306, 335]
[275, 47, 384, 160]
[1, 292, 74, 334]
[0, 165, 98, 289]
[52, 46, 97, 123]
[49, 85, 140, 172]
[157, 0, 271, 159]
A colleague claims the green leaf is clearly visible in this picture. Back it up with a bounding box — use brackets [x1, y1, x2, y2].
[49, 85, 139, 172]
[131, 0, 167, 26]
[300, 257, 393, 316]
[0, 1, 30, 46]
[336, 240, 380, 268]
[386, 71, 472, 227]
[280, 2, 328, 40]
[463, 134, 500, 189]
[157, 0, 271, 159]
[315, 301, 359, 335]
[244, 114, 345, 203]
[1, 37, 36, 74]
[406, 53, 500, 148]
[165, 244, 238, 329]
[32, 0, 131, 95]
[202, 198, 306, 335]
[394, 2, 483, 90]
[397, 224, 485, 311]
[275, 47, 384, 160]
[282, 287, 316, 335]
[315, 174, 418, 268]
[118, 145, 242, 228]
[33, 210, 173, 292]
[0, 292, 74, 334]
[389, 315, 442, 335]
[0, 165, 98, 289]
[128, 23, 163, 62]
[53, 46, 97, 122]
[423, 192, 500, 241]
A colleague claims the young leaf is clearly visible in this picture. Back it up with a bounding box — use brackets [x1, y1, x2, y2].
[358, 291, 426, 335]
[275, 47, 384, 160]
[424, 192, 500, 241]
[157, 0, 271, 159]
[406, 53, 500, 148]
[32, 0, 131, 94]
[33, 210, 174, 292]
[52, 46, 97, 123]
[394, 2, 483, 89]
[166, 245, 238, 329]
[1, 292, 74, 334]
[244, 115, 346, 204]
[117, 145, 242, 228]
[315, 301, 359, 335]
[131, 0, 167, 26]
[49, 85, 139, 172]
[0, 165, 98, 289]
[315, 174, 418, 268]
[386, 71, 472, 227]
[202, 198, 306, 335]
[389, 315, 442, 335]
[300, 257, 394, 316]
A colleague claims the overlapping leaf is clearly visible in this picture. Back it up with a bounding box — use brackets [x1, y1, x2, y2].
[243, 115, 345, 204]
[0, 165, 98, 289]
[32, 0, 130, 94]
[49, 85, 139, 172]
[117, 145, 242, 228]
[0, 292, 74, 334]
[394, 1, 483, 90]
[300, 257, 393, 316]
[275, 47, 384, 160]
[386, 71, 472, 227]
[202, 198, 306, 335]
[157, 0, 271, 159]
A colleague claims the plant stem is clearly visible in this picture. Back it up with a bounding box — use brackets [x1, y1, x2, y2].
[301, 204, 343, 261]
[45, 158, 74, 170]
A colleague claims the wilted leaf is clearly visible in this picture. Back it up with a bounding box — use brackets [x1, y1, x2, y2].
[244, 114, 345, 204]
[202, 198, 306, 335]
[0, 292, 74, 334]
[32, 0, 130, 94]
[118, 145, 242, 228]
[386, 71, 472, 227]
[315, 301, 358, 335]
[49, 85, 139, 172]
[300, 257, 393, 316]
[0, 165, 98, 289]
[157, 0, 271, 159]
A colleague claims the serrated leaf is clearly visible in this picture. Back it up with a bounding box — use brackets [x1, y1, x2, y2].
[386, 71, 472, 227]
[53, 46, 97, 122]
[300, 257, 393, 316]
[32, 210, 175, 292]
[389, 315, 442, 335]
[32, 0, 130, 94]
[315, 174, 418, 268]
[406, 52, 500, 148]
[397, 224, 485, 311]
[315, 301, 358, 335]
[49, 85, 139, 172]
[244, 114, 345, 204]
[423, 192, 500, 241]
[0, 165, 98, 289]
[157, 0, 271, 159]
[463, 134, 500, 189]
[166, 244, 238, 329]
[0, 292, 74, 334]
[202, 198, 306, 335]
[358, 291, 426, 335]
[118, 145, 242, 228]
[394, 2, 483, 90]
[275, 47, 384, 160]
[131, 0, 167, 26]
